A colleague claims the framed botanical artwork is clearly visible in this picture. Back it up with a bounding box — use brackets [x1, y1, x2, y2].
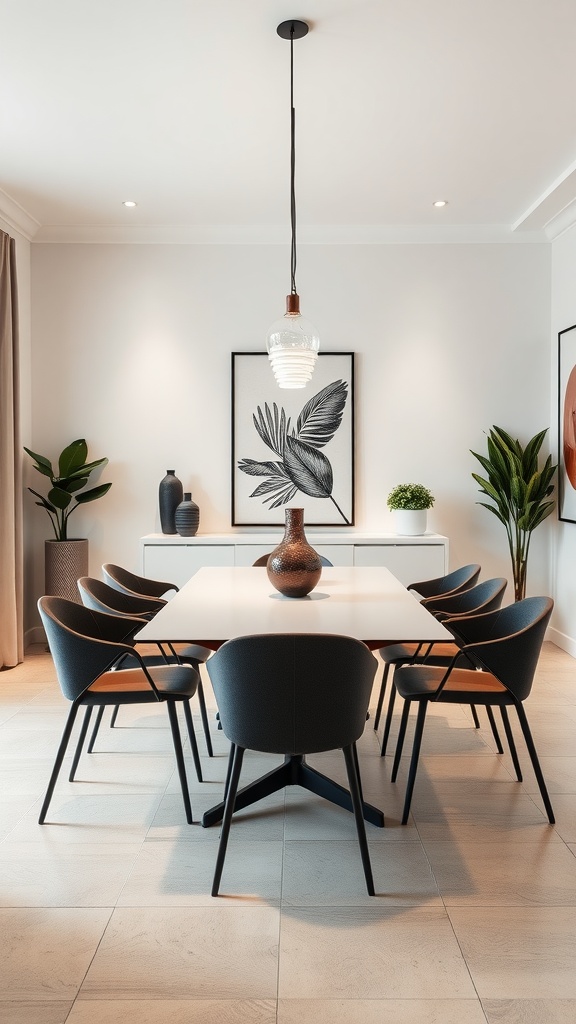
[559, 324, 576, 523]
[231, 351, 355, 527]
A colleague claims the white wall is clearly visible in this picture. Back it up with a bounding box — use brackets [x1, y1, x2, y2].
[27, 240, 552, 627]
[551, 222, 576, 653]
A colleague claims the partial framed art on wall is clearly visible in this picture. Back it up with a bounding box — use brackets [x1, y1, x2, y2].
[558, 324, 576, 523]
[231, 351, 355, 527]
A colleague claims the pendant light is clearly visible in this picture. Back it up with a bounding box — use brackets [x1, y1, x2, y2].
[266, 19, 320, 389]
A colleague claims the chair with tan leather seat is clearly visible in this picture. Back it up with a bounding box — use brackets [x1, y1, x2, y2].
[100, 565, 215, 755]
[374, 576, 507, 755]
[37, 596, 200, 824]
[390, 596, 555, 825]
[76, 576, 206, 779]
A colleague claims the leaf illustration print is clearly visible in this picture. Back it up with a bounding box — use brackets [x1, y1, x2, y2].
[238, 379, 350, 523]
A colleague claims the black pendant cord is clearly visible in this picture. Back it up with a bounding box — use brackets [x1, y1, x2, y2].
[290, 27, 297, 296]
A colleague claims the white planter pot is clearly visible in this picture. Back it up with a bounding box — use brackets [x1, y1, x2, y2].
[393, 510, 427, 536]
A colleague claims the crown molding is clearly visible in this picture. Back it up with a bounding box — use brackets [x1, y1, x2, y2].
[0, 187, 41, 240]
[544, 200, 576, 241]
[513, 158, 576, 239]
[32, 221, 547, 245]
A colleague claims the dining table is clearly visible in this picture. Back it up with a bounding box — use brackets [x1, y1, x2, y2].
[135, 564, 453, 828]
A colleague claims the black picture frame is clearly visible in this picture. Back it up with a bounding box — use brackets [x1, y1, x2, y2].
[558, 324, 576, 523]
[231, 351, 355, 527]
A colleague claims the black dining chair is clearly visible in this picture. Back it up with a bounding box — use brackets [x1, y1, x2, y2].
[98, 567, 216, 755]
[102, 562, 178, 599]
[252, 553, 333, 567]
[38, 596, 200, 824]
[77, 576, 209, 776]
[407, 563, 481, 600]
[374, 577, 508, 753]
[390, 596, 555, 825]
[77, 577, 213, 761]
[206, 633, 379, 896]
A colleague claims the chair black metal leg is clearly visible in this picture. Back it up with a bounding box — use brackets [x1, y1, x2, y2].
[69, 705, 93, 781]
[223, 743, 235, 802]
[380, 680, 397, 756]
[196, 678, 213, 757]
[87, 704, 106, 753]
[351, 741, 364, 803]
[212, 745, 245, 896]
[470, 704, 480, 728]
[183, 700, 203, 783]
[166, 701, 193, 824]
[343, 743, 375, 895]
[39, 703, 81, 823]
[500, 706, 522, 780]
[110, 705, 120, 727]
[391, 699, 411, 782]
[485, 704, 504, 754]
[401, 700, 428, 825]
[515, 704, 555, 824]
[373, 664, 390, 730]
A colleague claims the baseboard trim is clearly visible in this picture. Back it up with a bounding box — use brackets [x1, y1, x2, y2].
[25, 626, 46, 648]
[547, 626, 576, 659]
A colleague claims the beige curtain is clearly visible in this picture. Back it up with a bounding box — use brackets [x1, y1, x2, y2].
[0, 230, 23, 668]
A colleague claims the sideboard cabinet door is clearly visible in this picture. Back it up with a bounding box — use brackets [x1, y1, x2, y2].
[353, 544, 445, 586]
[143, 544, 234, 589]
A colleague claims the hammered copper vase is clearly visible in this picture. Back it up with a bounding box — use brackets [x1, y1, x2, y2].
[267, 508, 322, 598]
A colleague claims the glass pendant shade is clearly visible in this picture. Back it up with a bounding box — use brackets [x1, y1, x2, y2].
[266, 294, 320, 389]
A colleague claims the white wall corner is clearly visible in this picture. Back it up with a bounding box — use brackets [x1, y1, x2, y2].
[547, 625, 576, 659]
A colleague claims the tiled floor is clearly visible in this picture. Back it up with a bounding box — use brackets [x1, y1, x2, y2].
[1, 641, 575, 1023]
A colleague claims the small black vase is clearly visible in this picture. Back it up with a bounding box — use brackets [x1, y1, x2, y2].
[159, 470, 183, 534]
[175, 492, 200, 537]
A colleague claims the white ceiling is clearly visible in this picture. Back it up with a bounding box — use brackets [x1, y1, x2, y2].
[2, 0, 576, 243]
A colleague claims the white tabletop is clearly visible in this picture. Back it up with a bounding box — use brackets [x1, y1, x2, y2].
[135, 565, 452, 645]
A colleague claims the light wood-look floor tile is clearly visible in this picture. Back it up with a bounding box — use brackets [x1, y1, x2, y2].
[448, 906, 576, 998]
[79, 906, 280, 999]
[278, 907, 475, 999]
[277, 998, 489, 1024]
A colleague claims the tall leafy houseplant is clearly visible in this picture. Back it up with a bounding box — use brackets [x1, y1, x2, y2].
[471, 426, 556, 601]
[24, 438, 111, 540]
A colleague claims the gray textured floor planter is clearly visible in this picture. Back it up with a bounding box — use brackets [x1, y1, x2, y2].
[45, 539, 88, 602]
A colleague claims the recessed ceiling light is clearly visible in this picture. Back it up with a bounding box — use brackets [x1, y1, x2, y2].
[432, 200, 448, 208]
[122, 200, 137, 208]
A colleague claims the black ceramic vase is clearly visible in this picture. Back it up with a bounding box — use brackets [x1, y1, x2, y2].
[267, 508, 322, 598]
[159, 470, 183, 534]
[175, 492, 200, 537]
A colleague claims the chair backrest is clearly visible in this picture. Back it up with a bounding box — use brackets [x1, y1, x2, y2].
[408, 563, 481, 599]
[38, 596, 142, 701]
[78, 576, 164, 618]
[447, 596, 553, 702]
[422, 577, 507, 620]
[207, 633, 378, 755]
[252, 553, 333, 567]
[102, 563, 178, 599]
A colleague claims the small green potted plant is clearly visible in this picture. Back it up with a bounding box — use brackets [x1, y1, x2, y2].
[24, 438, 112, 601]
[387, 482, 435, 535]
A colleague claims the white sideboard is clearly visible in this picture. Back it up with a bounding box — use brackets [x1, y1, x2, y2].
[140, 532, 449, 589]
